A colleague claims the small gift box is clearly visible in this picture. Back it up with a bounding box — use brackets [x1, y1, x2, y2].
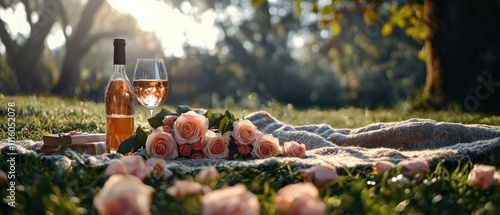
[41, 132, 106, 155]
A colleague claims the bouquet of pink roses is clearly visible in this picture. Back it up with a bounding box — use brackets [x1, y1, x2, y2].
[117, 106, 306, 160]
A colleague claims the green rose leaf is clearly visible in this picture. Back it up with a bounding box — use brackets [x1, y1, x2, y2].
[177, 105, 192, 114]
[148, 108, 178, 129]
[117, 126, 147, 154]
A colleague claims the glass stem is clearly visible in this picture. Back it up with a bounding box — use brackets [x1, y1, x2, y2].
[149, 108, 154, 117]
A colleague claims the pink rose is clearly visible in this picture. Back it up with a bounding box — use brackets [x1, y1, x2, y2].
[120, 156, 151, 180]
[252, 134, 280, 159]
[373, 161, 396, 175]
[282, 141, 306, 158]
[145, 158, 173, 180]
[299, 164, 339, 187]
[275, 182, 326, 215]
[173, 111, 209, 144]
[203, 130, 229, 159]
[238, 144, 251, 156]
[0, 170, 6, 185]
[166, 180, 211, 200]
[146, 128, 178, 160]
[398, 160, 430, 180]
[468, 164, 498, 190]
[202, 184, 260, 215]
[93, 174, 154, 215]
[105, 160, 128, 176]
[232, 119, 262, 145]
[196, 166, 219, 185]
[191, 152, 204, 159]
[179, 144, 192, 157]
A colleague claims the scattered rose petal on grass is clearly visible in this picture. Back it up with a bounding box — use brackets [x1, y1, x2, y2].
[468, 164, 499, 190]
[398, 160, 430, 180]
[202, 184, 259, 215]
[282, 141, 306, 158]
[145, 158, 173, 180]
[373, 160, 396, 175]
[93, 174, 154, 215]
[166, 180, 211, 200]
[196, 166, 219, 184]
[275, 182, 326, 215]
[299, 164, 339, 187]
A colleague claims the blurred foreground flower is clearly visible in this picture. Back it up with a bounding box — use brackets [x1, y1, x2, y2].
[398, 160, 430, 180]
[93, 174, 154, 215]
[299, 164, 339, 187]
[166, 180, 211, 200]
[373, 160, 396, 175]
[275, 182, 326, 215]
[468, 164, 500, 190]
[282, 141, 306, 158]
[202, 184, 259, 215]
[145, 158, 173, 180]
[105, 156, 150, 180]
[196, 166, 219, 184]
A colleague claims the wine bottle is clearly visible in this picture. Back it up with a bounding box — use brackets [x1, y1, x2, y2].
[105, 38, 134, 153]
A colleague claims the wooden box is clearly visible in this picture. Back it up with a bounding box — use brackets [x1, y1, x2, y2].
[41, 133, 106, 155]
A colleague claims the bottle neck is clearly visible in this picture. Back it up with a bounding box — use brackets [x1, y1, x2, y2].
[111, 64, 127, 80]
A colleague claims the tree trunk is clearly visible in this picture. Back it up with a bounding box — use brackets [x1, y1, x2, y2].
[422, 0, 500, 112]
[0, 0, 62, 94]
[423, 0, 442, 108]
[52, 0, 105, 96]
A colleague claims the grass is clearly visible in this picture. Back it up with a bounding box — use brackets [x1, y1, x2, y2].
[1, 95, 499, 214]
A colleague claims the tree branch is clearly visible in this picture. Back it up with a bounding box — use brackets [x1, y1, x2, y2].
[20, 0, 33, 29]
[80, 30, 132, 53]
[58, 1, 69, 40]
[0, 19, 18, 65]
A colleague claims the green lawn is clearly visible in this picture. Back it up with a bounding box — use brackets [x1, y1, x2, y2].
[1, 96, 499, 214]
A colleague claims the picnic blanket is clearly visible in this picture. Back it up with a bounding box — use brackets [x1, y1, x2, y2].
[2, 111, 500, 171]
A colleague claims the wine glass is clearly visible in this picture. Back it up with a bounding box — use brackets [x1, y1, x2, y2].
[133, 59, 169, 117]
